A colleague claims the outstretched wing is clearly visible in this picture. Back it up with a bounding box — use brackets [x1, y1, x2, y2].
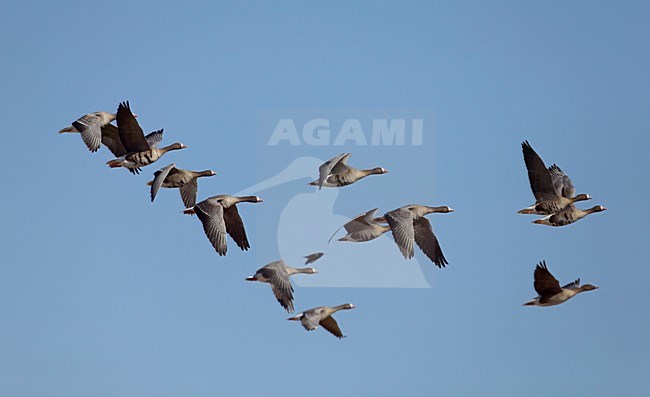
[522, 141, 557, 202]
[562, 278, 581, 290]
[548, 164, 576, 198]
[71, 113, 102, 152]
[117, 101, 150, 152]
[317, 153, 349, 189]
[320, 316, 344, 339]
[145, 129, 164, 148]
[533, 261, 562, 296]
[194, 199, 228, 256]
[100, 124, 127, 157]
[223, 205, 250, 251]
[385, 208, 415, 259]
[413, 217, 448, 268]
[150, 163, 176, 202]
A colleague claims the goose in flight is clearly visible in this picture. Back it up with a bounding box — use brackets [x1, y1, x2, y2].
[520, 141, 590, 215]
[59, 111, 117, 153]
[148, 163, 216, 208]
[303, 252, 324, 265]
[309, 153, 388, 189]
[183, 195, 263, 256]
[384, 205, 454, 268]
[246, 259, 318, 313]
[106, 101, 186, 174]
[524, 261, 598, 306]
[288, 303, 355, 338]
[328, 208, 390, 243]
[533, 205, 606, 227]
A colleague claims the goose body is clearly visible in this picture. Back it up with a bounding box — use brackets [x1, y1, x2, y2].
[183, 195, 263, 256]
[519, 141, 591, 215]
[384, 205, 453, 268]
[329, 208, 390, 243]
[288, 303, 355, 338]
[533, 205, 606, 227]
[147, 163, 216, 207]
[524, 261, 598, 306]
[106, 102, 186, 174]
[245, 259, 318, 313]
[309, 153, 388, 189]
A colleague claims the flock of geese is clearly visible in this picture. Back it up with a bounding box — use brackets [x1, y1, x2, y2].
[59, 102, 606, 339]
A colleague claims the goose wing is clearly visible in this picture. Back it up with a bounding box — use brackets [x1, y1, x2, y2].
[533, 261, 562, 296]
[100, 123, 127, 157]
[522, 141, 557, 202]
[116, 101, 150, 152]
[384, 207, 416, 259]
[150, 164, 176, 202]
[145, 129, 164, 148]
[261, 261, 294, 313]
[304, 252, 324, 264]
[548, 164, 576, 198]
[562, 278, 581, 290]
[223, 205, 250, 251]
[71, 113, 102, 152]
[317, 153, 349, 189]
[320, 316, 344, 338]
[194, 199, 228, 256]
[413, 217, 448, 268]
[179, 178, 199, 208]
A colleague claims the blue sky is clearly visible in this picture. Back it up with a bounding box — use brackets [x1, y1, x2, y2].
[1, 1, 649, 396]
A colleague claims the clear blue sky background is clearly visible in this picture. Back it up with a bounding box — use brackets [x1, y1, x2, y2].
[1, 1, 649, 396]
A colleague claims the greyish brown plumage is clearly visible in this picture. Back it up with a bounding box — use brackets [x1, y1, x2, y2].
[148, 163, 216, 208]
[533, 205, 606, 227]
[245, 260, 318, 313]
[523, 261, 598, 306]
[328, 208, 390, 243]
[59, 111, 117, 153]
[309, 153, 388, 189]
[106, 101, 187, 174]
[183, 195, 263, 256]
[288, 303, 355, 338]
[519, 141, 591, 215]
[384, 205, 454, 268]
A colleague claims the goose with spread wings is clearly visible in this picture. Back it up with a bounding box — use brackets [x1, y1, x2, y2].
[328, 208, 390, 243]
[384, 205, 454, 268]
[106, 101, 187, 174]
[183, 195, 263, 256]
[288, 303, 355, 339]
[59, 111, 117, 153]
[148, 163, 216, 208]
[519, 141, 591, 215]
[246, 260, 318, 313]
[524, 261, 598, 306]
[309, 153, 388, 189]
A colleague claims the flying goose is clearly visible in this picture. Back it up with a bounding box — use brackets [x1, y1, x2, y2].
[245, 259, 318, 313]
[59, 111, 117, 153]
[384, 205, 454, 268]
[148, 163, 216, 208]
[309, 153, 388, 189]
[303, 252, 324, 265]
[328, 208, 390, 243]
[533, 205, 606, 227]
[106, 101, 187, 174]
[520, 141, 590, 215]
[183, 195, 263, 256]
[288, 303, 355, 338]
[524, 261, 598, 306]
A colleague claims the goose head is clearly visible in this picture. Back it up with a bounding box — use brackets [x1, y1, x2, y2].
[371, 167, 389, 174]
